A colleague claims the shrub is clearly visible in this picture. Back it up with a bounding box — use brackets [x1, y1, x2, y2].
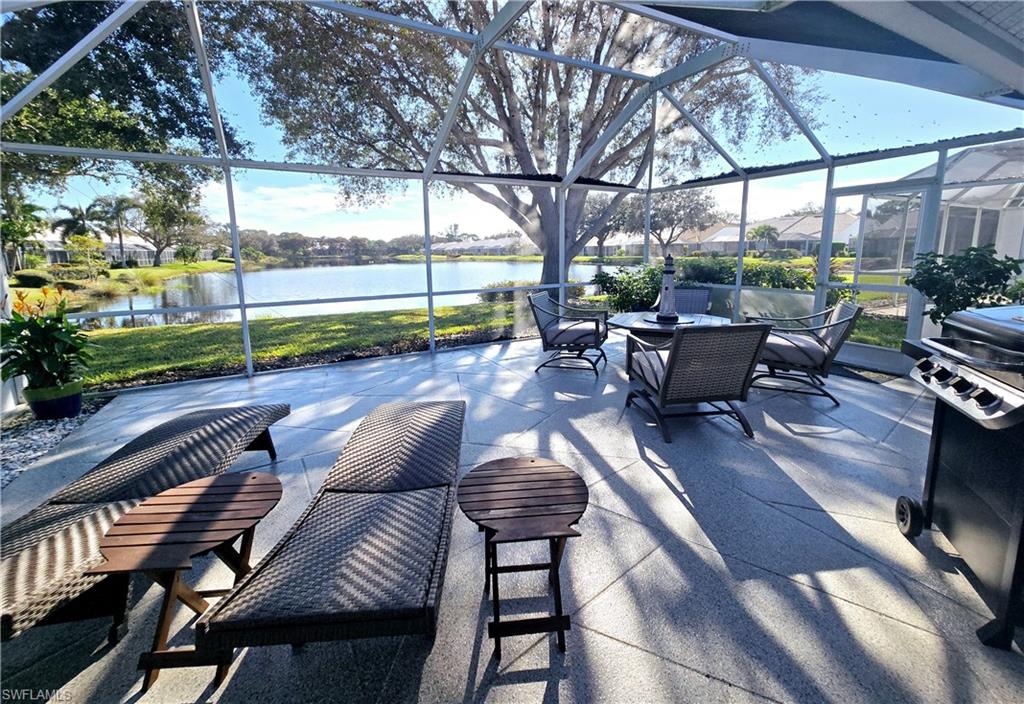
[53, 280, 85, 291]
[765, 248, 801, 260]
[24, 253, 46, 269]
[677, 257, 735, 285]
[1006, 278, 1024, 304]
[174, 242, 202, 264]
[743, 262, 814, 290]
[12, 268, 54, 287]
[241, 246, 264, 263]
[906, 244, 1024, 323]
[211, 245, 228, 260]
[592, 265, 662, 312]
[111, 257, 140, 269]
[216, 256, 236, 264]
[50, 264, 109, 281]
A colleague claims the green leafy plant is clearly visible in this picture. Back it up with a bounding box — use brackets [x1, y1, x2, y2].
[174, 241, 202, 264]
[905, 245, 1024, 324]
[592, 265, 663, 312]
[2, 288, 94, 389]
[1006, 279, 1024, 304]
[65, 234, 107, 280]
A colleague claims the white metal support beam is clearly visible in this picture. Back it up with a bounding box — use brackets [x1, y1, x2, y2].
[813, 165, 836, 311]
[185, 1, 254, 376]
[741, 37, 1019, 107]
[749, 59, 831, 164]
[2, 0, 65, 12]
[423, 1, 532, 177]
[836, 0, 1024, 96]
[309, 0, 650, 82]
[562, 44, 735, 186]
[660, 89, 746, 177]
[733, 177, 750, 317]
[0, 0, 149, 123]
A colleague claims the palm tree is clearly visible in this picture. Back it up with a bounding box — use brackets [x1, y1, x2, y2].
[96, 195, 138, 266]
[748, 224, 781, 254]
[51, 201, 108, 243]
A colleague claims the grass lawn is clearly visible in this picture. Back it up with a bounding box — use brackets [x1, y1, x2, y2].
[85, 301, 537, 389]
[849, 315, 906, 348]
[10, 260, 242, 310]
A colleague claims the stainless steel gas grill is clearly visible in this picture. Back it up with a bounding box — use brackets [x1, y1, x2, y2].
[897, 305, 1024, 650]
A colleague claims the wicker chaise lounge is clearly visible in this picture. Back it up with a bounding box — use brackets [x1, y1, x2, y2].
[195, 401, 466, 664]
[1, 404, 290, 643]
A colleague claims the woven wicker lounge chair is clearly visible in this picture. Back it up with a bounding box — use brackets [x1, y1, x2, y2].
[747, 303, 863, 405]
[195, 401, 466, 661]
[652, 285, 712, 315]
[625, 324, 771, 441]
[527, 292, 608, 376]
[1, 404, 290, 643]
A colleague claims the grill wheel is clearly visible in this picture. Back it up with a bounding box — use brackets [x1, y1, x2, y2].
[896, 495, 924, 538]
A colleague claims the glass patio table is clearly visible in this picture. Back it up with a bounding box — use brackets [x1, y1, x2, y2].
[607, 312, 733, 371]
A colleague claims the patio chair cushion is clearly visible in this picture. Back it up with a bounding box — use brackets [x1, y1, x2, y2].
[632, 349, 669, 391]
[1, 500, 139, 639]
[196, 487, 454, 648]
[323, 401, 465, 492]
[544, 319, 607, 347]
[49, 404, 290, 503]
[761, 331, 828, 369]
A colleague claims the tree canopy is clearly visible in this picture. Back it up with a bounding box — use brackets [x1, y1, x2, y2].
[201, 1, 818, 283]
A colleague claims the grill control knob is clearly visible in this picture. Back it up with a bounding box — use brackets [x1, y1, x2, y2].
[970, 387, 1001, 411]
[950, 377, 976, 397]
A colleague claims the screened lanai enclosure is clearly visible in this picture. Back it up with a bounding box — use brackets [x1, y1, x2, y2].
[2, 0, 1022, 389]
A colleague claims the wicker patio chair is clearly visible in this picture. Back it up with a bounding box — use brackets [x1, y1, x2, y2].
[625, 323, 771, 441]
[746, 303, 863, 405]
[652, 285, 712, 315]
[196, 401, 466, 658]
[527, 292, 608, 376]
[1, 404, 290, 643]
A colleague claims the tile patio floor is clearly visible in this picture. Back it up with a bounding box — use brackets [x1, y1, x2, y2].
[3, 335, 1024, 703]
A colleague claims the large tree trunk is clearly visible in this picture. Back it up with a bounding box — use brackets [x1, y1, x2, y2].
[152, 246, 166, 267]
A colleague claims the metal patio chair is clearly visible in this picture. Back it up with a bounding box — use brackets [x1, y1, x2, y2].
[625, 323, 771, 441]
[746, 302, 863, 405]
[528, 292, 608, 377]
[652, 285, 712, 315]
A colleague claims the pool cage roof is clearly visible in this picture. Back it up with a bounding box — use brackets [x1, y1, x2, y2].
[2, 0, 1022, 194]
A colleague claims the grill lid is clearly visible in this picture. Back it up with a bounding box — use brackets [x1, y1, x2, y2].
[942, 305, 1024, 353]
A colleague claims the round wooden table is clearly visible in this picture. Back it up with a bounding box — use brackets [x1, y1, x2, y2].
[457, 457, 588, 659]
[88, 471, 282, 691]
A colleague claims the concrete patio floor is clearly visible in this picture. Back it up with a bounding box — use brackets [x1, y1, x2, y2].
[3, 334, 1024, 703]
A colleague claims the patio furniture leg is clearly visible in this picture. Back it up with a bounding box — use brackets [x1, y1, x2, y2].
[751, 370, 840, 406]
[726, 401, 755, 439]
[625, 390, 672, 443]
[244, 428, 278, 460]
[142, 570, 180, 693]
[107, 573, 131, 646]
[484, 529, 493, 596]
[549, 538, 566, 653]
[489, 538, 502, 661]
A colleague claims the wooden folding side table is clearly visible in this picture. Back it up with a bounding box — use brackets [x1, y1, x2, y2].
[87, 472, 282, 692]
[456, 457, 588, 660]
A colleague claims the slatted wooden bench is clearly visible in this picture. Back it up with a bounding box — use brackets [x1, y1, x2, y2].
[1, 404, 290, 643]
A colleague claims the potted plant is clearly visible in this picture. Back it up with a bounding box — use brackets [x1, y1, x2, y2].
[1, 287, 94, 419]
[905, 244, 1023, 326]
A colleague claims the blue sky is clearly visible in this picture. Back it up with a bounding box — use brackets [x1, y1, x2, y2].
[39, 64, 1023, 239]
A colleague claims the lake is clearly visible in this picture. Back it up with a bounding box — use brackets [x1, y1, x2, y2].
[83, 260, 605, 326]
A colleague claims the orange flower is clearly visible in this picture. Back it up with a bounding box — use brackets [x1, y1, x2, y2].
[40, 285, 51, 297]
[12, 299, 27, 314]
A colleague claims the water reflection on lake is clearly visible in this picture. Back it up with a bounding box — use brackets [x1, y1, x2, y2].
[82, 260, 605, 327]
